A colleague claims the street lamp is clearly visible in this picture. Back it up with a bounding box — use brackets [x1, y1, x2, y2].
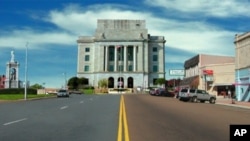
[24, 42, 28, 100]
[62, 72, 67, 89]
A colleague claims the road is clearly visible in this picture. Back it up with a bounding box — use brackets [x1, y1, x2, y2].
[0, 94, 120, 141]
[124, 94, 250, 141]
[1, 94, 250, 141]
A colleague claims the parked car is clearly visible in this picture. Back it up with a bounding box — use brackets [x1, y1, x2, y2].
[57, 89, 69, 97]
[179, 88, 216, 104]
[150, 88, 168, 96]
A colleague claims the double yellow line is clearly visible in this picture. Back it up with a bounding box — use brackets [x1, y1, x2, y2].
[117, 95, 130, 141]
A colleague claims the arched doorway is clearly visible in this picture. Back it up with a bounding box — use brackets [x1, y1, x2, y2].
[108, 77, 114, 88]
[117, 77, 124, 88]
[127, 77, 133, 88]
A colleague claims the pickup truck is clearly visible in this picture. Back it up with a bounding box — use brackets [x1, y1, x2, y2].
[179, 88, 216, 104]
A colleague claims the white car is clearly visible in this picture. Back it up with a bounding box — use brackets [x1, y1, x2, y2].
[57, 89, 69, 97]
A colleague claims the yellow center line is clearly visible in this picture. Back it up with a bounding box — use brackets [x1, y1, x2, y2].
[117, 95, 130, 141]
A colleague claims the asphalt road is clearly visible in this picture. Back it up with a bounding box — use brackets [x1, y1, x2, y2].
[1, 94, 250, 141]
[0, 94, 120, 141]
[124, 94, 250, 141]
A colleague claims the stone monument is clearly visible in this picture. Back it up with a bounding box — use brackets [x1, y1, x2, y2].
[5, 50, 21, 88]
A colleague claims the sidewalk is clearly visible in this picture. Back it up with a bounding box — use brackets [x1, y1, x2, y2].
[216, 97, 250, 109]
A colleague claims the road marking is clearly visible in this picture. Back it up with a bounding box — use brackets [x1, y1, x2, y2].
[3, 118, 27, 126]
[117, 95, 130, 141]
[80, 101, 84, 104]
[60, 106, 68, 110]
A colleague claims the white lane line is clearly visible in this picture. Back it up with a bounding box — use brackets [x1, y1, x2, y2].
[3, 118, 27, 126]
[60, 106, 68, 110]
[80, 101, 84, 104]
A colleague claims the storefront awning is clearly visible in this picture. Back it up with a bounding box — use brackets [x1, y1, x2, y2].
[233, 83, 250, 86]
[211, 83, 233, 86]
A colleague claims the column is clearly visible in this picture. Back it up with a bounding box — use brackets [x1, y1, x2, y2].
[105, 46, 109, 71]
[114, 45, 117, 71]
[133, 45, 137, 71]
[124, 45, 127, 71]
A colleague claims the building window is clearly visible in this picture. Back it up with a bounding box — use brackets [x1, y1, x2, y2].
[109, 65, 114, 71]
[128, 65, 133, 71]
[118, 65, 124, 72]
[84, 65, 89, 72]
[153, 47, 157, 52]
[153, 78, 157, 85]
[153, 55, 158, 62]
[153, 65, 158, 72]
[85, 48, 90, 52]
[109, 47, 114, 61]
[128, 47, 133, 61]
[85, 55, 89, 61]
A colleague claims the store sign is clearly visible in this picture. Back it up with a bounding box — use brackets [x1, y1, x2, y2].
[203, 70, 213, 75]
[169, 69, 184, 76]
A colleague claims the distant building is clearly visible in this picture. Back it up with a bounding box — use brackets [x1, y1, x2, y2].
[234, 33, 250, 102]
[180, 54, 235, 97]
[0, 75, 6, 88]
[77, 19, 166, 89]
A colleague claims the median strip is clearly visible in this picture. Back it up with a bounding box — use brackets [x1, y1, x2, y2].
[117, 95, 130, 141]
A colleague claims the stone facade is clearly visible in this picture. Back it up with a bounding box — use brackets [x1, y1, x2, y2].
[77, 19, 166, 88]
[234, 33, 250, 102]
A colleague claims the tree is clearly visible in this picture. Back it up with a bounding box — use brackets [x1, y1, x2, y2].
[67, 77, 79, 90]
[30, 83, 43, 89]
[98, 79, 108, 88]
[155, 78, 166, 85]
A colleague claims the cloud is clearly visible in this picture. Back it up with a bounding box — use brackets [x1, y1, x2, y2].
[144, 0, 250, 18]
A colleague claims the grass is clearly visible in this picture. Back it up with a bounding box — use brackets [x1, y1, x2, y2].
[82, 89, 94, 94]
[0, 94, 56, 100]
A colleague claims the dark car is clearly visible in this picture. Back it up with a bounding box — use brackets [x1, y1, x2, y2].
[150, 88, 168, 96]
[57, 89, 69, 97]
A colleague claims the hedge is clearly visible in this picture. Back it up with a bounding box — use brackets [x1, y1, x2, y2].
[0, 88, 37, 95]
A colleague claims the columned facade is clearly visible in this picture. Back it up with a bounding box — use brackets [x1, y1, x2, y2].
[77, 19, 166, 90]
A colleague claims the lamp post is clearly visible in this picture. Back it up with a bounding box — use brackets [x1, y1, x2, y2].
[24, 42, 28, 100]
[62, 72, 67, 89]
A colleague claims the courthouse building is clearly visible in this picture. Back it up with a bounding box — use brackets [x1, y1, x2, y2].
[77, 19, 166, 89]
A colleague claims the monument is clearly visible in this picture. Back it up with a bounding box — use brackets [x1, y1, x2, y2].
[5, 51, 21, 88]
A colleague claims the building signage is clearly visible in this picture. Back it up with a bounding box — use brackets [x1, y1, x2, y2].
[203, 70, 213, 75]
[169, 69, 185, 76]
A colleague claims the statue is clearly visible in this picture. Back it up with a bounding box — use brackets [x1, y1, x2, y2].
[10, 50, 15, 62]
[10, 68, 16, 80]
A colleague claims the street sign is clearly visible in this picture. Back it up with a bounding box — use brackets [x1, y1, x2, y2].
[169, 69, 184, 76]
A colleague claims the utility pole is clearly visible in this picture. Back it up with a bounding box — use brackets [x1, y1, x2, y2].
[24, 42, 28, 100]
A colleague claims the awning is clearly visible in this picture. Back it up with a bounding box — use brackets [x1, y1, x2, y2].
[211, 83, 233, 86]
[233, 83, 250, 86]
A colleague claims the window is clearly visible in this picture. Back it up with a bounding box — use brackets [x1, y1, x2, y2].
[153, 47, 157, 52]
[109, 47, 114, 61]
[153, 55, 158, 61]
[128, 65, 133, 71]
[109, 65, 114, 71]
[128, 47, 133, 61]
[118, 65, 124, 72]
[84, 65, 89, 72]
[153, 65, 158, 72]
[85, 48, 90, 52]
[85, 55, 89, 61]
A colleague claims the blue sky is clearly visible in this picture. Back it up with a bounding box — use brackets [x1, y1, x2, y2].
[1, 0, 250, 88]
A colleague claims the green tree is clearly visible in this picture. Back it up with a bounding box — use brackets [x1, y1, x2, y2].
[98, 79, 108, 88]
[156, 78, 166, 85]
[30, 83, 43, 89]
[68, 77, 79, 90]
[78, 77, 88, 89]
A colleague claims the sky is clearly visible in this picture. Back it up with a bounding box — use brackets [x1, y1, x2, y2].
[1, 0, 250, 88]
